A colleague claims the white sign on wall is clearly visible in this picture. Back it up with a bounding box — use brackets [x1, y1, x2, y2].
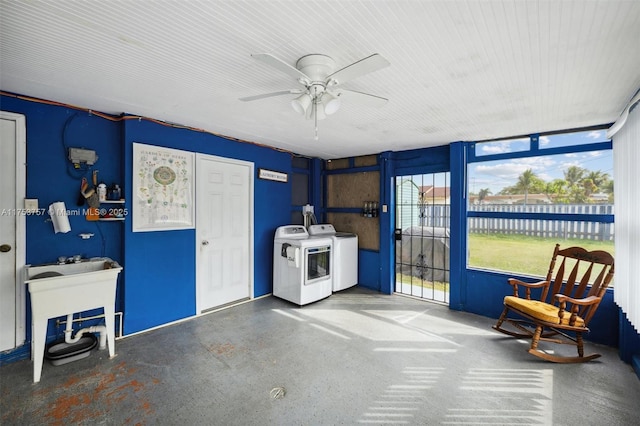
[258, 168, 288, 183]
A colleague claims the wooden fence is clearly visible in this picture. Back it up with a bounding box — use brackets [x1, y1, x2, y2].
[406, 204, 614, 241]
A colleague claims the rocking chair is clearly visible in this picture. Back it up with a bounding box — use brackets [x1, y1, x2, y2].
[493, 243, 614, 363]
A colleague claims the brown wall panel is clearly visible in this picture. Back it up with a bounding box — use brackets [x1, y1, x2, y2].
[326, 158, 349, 170]
[327, 213, 379, 251]
[327, 171, 379, 208]
[325, 160, 380, 251]
[354, 155, 377, 167]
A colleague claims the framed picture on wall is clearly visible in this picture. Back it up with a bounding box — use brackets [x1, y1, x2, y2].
[132, 142, 195, 232]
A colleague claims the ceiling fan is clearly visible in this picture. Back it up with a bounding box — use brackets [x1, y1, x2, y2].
[240, 53, 390, 139]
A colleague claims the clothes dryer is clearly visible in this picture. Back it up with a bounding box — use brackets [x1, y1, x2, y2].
[308, 224, 358, 292]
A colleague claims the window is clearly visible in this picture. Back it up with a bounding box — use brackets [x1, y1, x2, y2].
[540, 129, 610, 149]
[467, 129, 614, 280]
[475, 137, 530, 157]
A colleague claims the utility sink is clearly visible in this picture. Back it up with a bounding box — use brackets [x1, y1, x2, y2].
[27, 257, 120, 279]
[25, 257, 122, 383]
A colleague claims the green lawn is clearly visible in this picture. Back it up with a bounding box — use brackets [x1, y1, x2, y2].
[396, 233, 614, 290]
[468, 233, 614, 278]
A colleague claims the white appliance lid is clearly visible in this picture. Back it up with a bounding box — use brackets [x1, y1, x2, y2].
[308, 224, 336, 235]
[335, 232, 357, 238]
[274, 225, 309, 239]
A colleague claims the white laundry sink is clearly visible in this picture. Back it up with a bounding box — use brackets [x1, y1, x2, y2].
[25, 257, 122, 383]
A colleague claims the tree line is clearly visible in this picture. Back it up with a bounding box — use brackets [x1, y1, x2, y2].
[476, 166, 613, 204]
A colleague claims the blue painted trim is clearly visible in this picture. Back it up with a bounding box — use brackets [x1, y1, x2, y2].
[379, 152, 394, 294]
[311, 158, 323, 220]
[324, 164, 379, 174]
[449, 142, 468, 311]
[530, 134, 540, 150]
[291, 160, 313, 219]
[392, 145, 451, 177]
[395, 165, 447, 177]
[311, 158, 322, 210]
[359, 248, 380, 253]
[0, 343, 30, 365]
[468, 138, 611, 163]
[618, 308, 640, 368]
[633, 355, 640, 381]
[467, 211, 614, 223]
[326, 207, 365, 214]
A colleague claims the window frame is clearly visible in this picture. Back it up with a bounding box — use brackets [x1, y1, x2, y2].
[466, 129, 614, 270]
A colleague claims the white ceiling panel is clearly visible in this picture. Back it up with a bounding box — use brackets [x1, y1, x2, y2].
[1, 0, 639, 159]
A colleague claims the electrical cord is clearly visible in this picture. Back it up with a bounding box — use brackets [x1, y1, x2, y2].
[62, 112, 93, 180]
[94, 221, 107, 257]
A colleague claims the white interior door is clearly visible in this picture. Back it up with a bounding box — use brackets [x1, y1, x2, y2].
[196, 154, 253, 313]
[1, 111, 26, 351]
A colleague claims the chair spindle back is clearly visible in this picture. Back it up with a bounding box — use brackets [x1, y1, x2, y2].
[541, 244, 614, 326]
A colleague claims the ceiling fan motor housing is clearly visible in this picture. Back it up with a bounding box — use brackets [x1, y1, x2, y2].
[295, 54, 336, 83]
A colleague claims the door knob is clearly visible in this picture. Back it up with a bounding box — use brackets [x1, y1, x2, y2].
[201, 240, 209, 246]
[0, 244, 11, 253]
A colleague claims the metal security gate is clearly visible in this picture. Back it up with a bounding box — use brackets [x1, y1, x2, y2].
[395, 172, 450, 303]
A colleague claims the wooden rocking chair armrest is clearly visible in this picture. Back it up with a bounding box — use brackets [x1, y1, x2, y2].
[507, 278, 550, 299]
[554, 294, 601, 306]
[554, 294, 601, 327]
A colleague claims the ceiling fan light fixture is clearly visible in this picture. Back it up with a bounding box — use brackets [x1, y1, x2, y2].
[321, 92, 341, 115]
[291, 93, 311, 115]
[306, 102, 327, 121]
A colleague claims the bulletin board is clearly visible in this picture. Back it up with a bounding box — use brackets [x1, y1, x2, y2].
[132, 143, 195, 232]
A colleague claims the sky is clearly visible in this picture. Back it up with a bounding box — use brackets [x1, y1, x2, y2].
[467, 130, 613, 195]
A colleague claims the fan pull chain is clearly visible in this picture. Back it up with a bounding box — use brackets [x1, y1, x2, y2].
[314, 106, 318, 140]
[314, 87, 319, 140]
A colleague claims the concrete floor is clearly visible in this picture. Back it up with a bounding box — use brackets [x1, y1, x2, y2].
[1, 287, 639, 425]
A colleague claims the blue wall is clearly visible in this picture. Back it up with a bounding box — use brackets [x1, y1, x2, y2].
[358, 250, 382, 292]
[0, 94, 292, 363]
[121, 119, 291, 334]
[463, 269, 619, 346]
[1, 96, 123, 269]
[0, 95, 124, 363]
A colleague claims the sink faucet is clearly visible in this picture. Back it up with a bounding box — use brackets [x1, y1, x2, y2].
[58, 255, 83, 264]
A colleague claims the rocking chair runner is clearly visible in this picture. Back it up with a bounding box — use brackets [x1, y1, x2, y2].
[493, 243, 615, 363]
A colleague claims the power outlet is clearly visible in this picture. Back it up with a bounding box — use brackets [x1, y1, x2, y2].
[24, 198, 39, 212]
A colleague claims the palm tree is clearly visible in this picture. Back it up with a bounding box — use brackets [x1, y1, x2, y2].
[514, 169, 536, 204]
[582, 178, 597, 197]
[478, 188, 491, 204]
[544, 179, 567, 203]
[564, 166, 585, 186]
[601, 180, 614, 203]
[585, 170, 609, 189]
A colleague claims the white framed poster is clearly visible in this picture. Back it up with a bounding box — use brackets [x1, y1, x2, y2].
[132, 143, 195, 232]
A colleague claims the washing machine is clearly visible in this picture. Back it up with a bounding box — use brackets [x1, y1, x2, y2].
[273, 225, 333, 305]
[308, 224, 358, 292]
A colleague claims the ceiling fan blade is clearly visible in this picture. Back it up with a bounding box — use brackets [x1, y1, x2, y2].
[338, 89, 388, 107]
[251, 53, 310, 81]
[327, 54, 390, 85]
[239, 89, 302, 102]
